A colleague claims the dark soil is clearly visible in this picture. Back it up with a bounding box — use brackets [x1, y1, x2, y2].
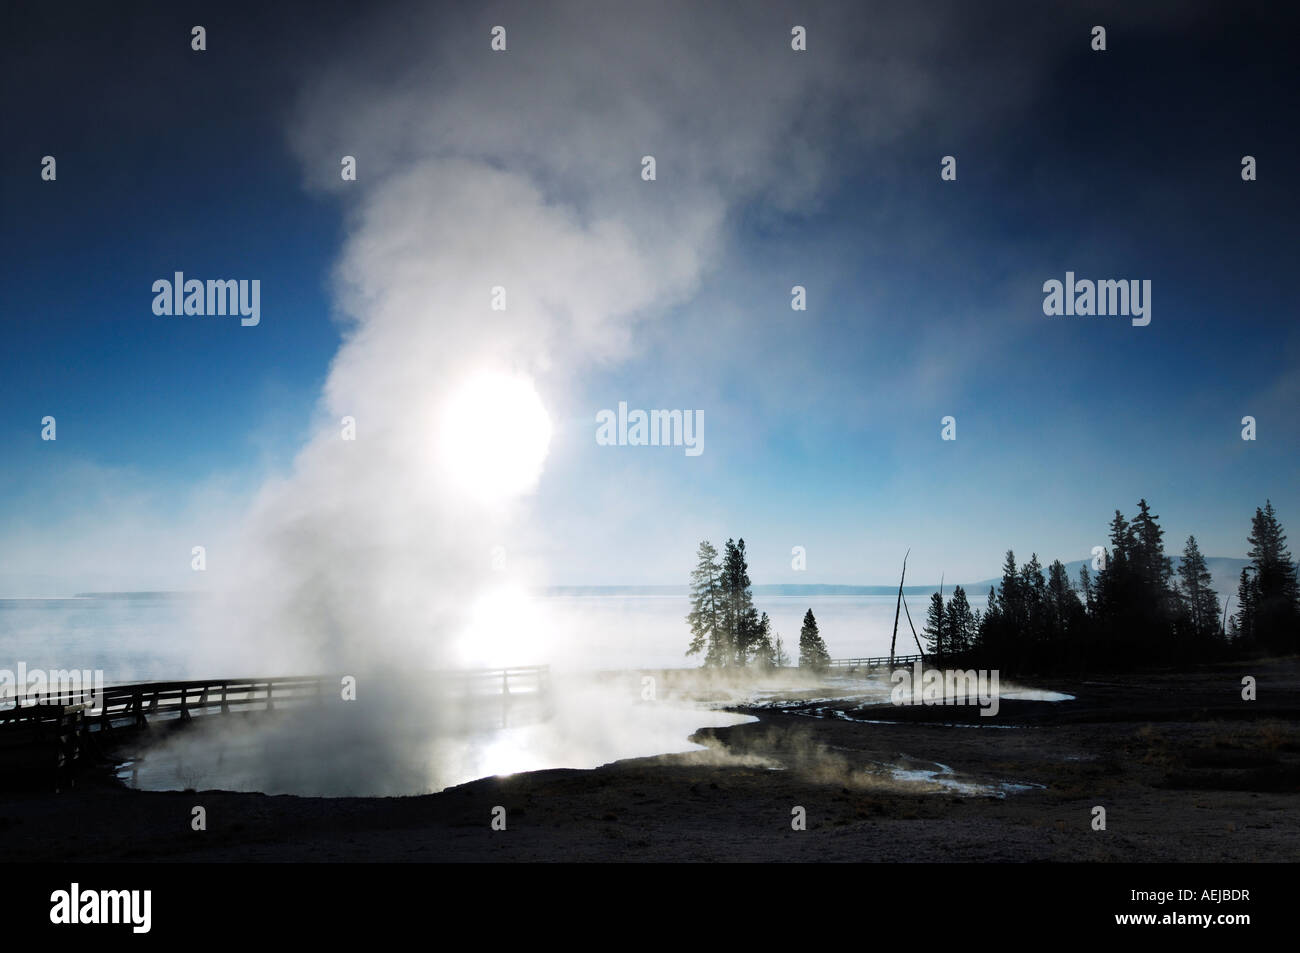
[2, 659, 1296, 862]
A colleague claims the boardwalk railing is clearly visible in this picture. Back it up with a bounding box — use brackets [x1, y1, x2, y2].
[0, 667, 551, 718]
[825, 654, 924, 672]
[0, 666, 552, 782]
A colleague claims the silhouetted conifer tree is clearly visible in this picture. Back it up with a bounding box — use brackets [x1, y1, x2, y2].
[1177, 535, 1221, 644]
[944, 585, 976, 654]
[923, 591, 945, 655]
[1242, 501, 1299, 653]
[686, 540, 726, 666]
[798, 609, 830, 670]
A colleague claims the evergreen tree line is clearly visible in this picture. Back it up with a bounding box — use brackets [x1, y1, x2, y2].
[929, 498, 1299, 672]
[686, 539, 830, 670]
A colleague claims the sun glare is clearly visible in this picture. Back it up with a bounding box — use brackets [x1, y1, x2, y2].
[438, 370, 553, 504]
[456, 583, 551, 669]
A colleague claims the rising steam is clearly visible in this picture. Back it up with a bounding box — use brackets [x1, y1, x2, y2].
[172, 1, 1033, 792]
[194, 1, 893, 679]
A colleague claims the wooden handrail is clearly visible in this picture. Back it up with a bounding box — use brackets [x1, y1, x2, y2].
[2, 667, 553, 718]
[825, 654, 924, 668]
[0, 666, 555, 781]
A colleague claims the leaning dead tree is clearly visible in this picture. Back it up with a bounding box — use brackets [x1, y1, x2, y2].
[890, 549, 908, 665]
[902, 589, 925, 656]
[889, 549, 925, 667]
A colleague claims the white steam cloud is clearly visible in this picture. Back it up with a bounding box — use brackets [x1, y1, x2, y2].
[197, 1, 897, 679]
[170, 0, 1115, 793]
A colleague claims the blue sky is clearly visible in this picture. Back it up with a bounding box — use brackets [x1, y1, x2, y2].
[2, 0, 1297, 594]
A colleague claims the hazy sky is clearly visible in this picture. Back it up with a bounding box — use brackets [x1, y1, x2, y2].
[2, 0, 1297, 596]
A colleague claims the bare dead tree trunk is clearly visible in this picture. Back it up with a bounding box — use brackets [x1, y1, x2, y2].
[937, 571, 945, 657]
[890, 549, 909, 666]
[902, 592, 924, 656]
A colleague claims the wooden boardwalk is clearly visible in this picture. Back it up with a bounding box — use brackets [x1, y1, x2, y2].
[0, 666, 552, 783]
[825, 654, 925, 672]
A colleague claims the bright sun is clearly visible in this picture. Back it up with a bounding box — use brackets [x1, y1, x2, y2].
[456, 583, 551, 668]
[438, 370, 553, 504]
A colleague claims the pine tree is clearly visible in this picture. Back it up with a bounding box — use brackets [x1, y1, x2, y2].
[1132, 499, 1174, 594]
[1244, 501, 1299, 652]
[798, 609, 830, 670]
[996, 550, 1022, 627]
[751, 612, 776, 669]
[1095, 503, 1180, 660]
[720, 538, 761, 666]
[685, 540, 725, 666]
[1177, 535, 1221, 642]
[944, 585, 976, 654]
[773, 633, 791, 668]
[973, 585, 999, 653]
[1046, 559, 1082, 639]
[1233, 567, 1257, 645]
[1093, 512, 1134, 631]
[1077, 564, 1094, 614]
[1020, 553, 1047, 644]
[1109, 510, 1135, 563]
[922, 591, 946, 655]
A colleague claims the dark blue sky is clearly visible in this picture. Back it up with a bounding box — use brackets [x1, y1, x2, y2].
[2, 0, 1297, 591]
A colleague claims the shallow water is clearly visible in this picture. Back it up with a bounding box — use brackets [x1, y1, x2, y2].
[879, 758, 1044, 798]
[747, 673, 1075, 712]
[115, 691, 757, 797]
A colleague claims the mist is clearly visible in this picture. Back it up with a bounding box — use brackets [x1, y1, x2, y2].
[54, 0, 1213, 795]
[127, 1, 866, 792]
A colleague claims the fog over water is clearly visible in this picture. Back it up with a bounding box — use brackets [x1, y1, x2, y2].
[0, 593, 972, 796]
[3, 594, 1092, 797]
[0, 592, 984, 680]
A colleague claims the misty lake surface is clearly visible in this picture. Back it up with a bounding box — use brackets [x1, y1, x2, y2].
[0, 596, 201, 682]
[0, 591, 988, 681]
[1, 591, 999, 797]
[544, 591, 991, 671]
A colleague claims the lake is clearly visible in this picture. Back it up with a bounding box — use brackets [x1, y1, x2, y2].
[0, 590, 987, 680]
